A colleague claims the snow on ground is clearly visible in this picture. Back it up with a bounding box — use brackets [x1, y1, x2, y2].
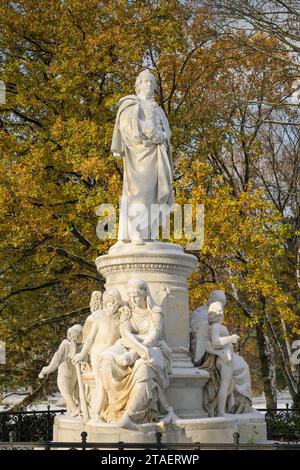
[0, 392, 64, 412]
[1, 390, 294, 412]
[252, 390, 293, 409]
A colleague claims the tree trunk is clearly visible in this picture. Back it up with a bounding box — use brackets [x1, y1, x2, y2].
[292, 363, 300, 408]
[256, 323, 277, 409]
[7, 379, 48, 412]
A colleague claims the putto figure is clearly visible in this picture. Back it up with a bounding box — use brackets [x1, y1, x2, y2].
[82, 290, 103, 343]
[39, 324, 83, 416]
[111, 70, 175, 245]
[190, 290, 252, 417]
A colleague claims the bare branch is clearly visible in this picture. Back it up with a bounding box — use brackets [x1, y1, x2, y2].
[26, 306, 91, 332]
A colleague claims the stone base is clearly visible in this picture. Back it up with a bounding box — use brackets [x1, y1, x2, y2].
[167, 368, 210, 418]
[53, 409, 267, 444]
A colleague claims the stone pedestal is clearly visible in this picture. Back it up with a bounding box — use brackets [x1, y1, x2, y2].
[96, 241, 197, 364]
[52, 239, 268, 443]
[53, 409, 267, 444]
[167, 369, 209, 418]
[96, 240, 207, 418]
[81, 370, 96, 417]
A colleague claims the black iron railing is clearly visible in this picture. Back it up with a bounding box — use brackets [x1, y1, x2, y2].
[259, 404, 300, 441]
[0, 405, 299, 444]
[0, 406, 66, 442]
[0, 431, 300, 450]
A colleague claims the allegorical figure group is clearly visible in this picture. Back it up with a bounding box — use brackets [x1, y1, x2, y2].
[40, 279, 174, 430]
[39, 284, 252, 428]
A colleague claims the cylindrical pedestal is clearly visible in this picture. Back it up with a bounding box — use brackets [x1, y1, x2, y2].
[96, 241, 197, 367]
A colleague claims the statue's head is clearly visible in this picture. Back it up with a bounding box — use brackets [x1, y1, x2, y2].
[207, 290, 226, 307]
[127, 278, 148, 309]
[135, 69, 157, 98]
[90, 290, 103, 313]
[103, 288, 122, 315]
[67, 324, 83, 343]
[208, 301, 224, 324]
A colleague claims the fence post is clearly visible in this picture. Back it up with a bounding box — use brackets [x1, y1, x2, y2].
[46, 405, 51, 441]
[155, 431, 162, 446]
[81, 431, 88, 450]
[118, 441, 124, 451]
[44, 441, 51, 451]
[233, 432, 240, 448]
[17, 413, 22, 441]
[9, 430, 16, 443]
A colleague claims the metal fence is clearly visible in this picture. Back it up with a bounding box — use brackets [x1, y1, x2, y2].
[0, 404, 299, 444]
[260, 404, 300, 441]
[0, 406, 66, 442]
[0, 431, 300, 450]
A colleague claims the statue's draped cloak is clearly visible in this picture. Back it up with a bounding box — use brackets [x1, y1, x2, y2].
[111, 95, 175, 240]
[100, 304, 172, 424]
[200, 352, 252, 417]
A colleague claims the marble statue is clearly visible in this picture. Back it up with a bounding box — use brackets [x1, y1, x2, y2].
[111, 69, 175, 245]
[190, 290, 252, 416]
[98, 279, 173, 430]
[39, 324, 83, 416]
[50, 69, 267, 443]
[72, 289, 122, 422]
[82, 290, 103, 342]
[79, 290, 103, 410]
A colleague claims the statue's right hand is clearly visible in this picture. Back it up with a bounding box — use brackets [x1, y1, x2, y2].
[231, 334, 240, 344]
[38, 368, 47, 379]
[72, 353, 83, 365]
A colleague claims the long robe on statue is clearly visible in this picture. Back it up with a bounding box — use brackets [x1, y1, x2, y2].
[111, 95, 175, 241]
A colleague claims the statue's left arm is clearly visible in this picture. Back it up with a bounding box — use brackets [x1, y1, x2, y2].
[142, 308, 163, 348]
[117, 307, 150, 359]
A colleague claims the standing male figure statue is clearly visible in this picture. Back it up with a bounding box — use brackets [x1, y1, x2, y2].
[111, 70, 175, 245]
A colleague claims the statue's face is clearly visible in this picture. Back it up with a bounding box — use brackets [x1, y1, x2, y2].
[67, 329, 82, 343]
[138, 75, 156, 98]
[208, 301, 224, 324]
[216, 310, 224, 322]
[103, 294, 119, 315]
[127, 287, 146, 309]
[89, 292, 102, 312]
